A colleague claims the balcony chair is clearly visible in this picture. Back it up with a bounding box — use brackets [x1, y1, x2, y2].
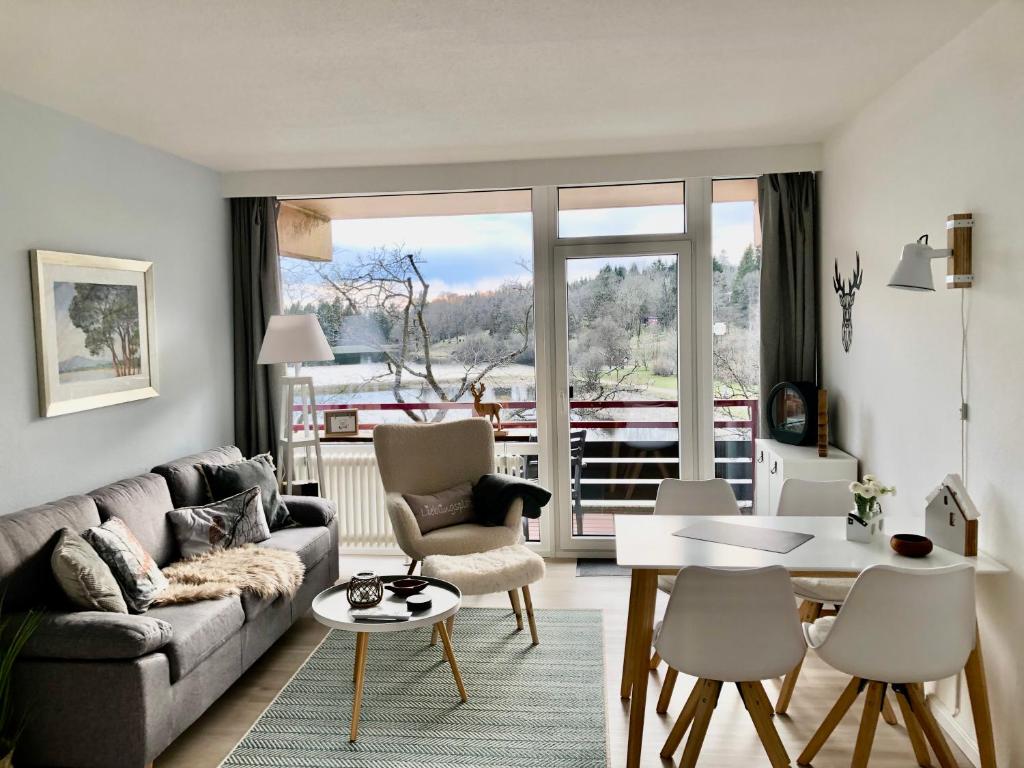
[523, 429, 586, 536]
[373, 419, 523, 575]
[649, 478, 739, 685]
[775, 478, 879, 717]
[656, 566, 805, 768]
[798, 564, 975, 768]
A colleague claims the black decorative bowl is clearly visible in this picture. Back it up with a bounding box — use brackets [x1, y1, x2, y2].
[385, 577, 428, 597]
[890, 533, 933, 558]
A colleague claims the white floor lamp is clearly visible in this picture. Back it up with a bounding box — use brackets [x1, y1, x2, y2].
[258, 314, 335, 494]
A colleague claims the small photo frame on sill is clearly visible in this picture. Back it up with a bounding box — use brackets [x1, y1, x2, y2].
[324, 408, 359, 437]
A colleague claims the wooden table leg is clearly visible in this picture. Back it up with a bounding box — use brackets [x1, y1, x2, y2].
[965, 627, 998, 768]
[620, 569, 642, 699]
[436, 620, 468, 702]
[350, 632, 368, 742]
[625, 569, 658, 768]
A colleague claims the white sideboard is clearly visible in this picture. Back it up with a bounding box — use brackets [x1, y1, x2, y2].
[754, 438, 858, 515]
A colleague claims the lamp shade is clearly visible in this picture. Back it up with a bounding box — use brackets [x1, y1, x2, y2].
[257, 314, 334, 364]
[888, 236, 952, 292]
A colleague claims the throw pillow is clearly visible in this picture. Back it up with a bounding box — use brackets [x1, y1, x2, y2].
[403, 482, 475, 534]
[84, 517, 168, 613]
[167, 486, 270, 559]
[51, 528, 129, 613]
[201, 454, 291, 530]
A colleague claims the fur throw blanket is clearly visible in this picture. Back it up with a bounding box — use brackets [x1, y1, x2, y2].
[153, 545, 304, 606]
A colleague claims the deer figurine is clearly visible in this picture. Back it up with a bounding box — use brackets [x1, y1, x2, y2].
[469, 382, 502, 432]
[833, 253, 863, 353]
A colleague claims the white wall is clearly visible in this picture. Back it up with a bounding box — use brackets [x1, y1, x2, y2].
[0, 90, 233, 512]
[820, 1, 1024, 762]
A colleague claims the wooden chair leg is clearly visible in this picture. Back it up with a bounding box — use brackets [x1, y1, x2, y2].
[851, 681, 886, 768]
[650, 651, 661, 670]
[739, 681, 791, 768]
[798, 677, 865, 765]
[776, 600, 821, 714]
[679, 679, 721, 768]
[406, 559, 419, 576]
[881, 691, 899, 725]
[657, 667, 679, 714]
[894, 685, 932, 767]
[522, 585, 539, 645]
[508, 589, 524, 631]
[905, 683, 958, 768]
[350, 632, 369, 741]
[660, 678, 703, 758]
[436, 620, 468, 702]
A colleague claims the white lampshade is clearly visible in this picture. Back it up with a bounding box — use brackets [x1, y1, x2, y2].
[257, 314, 334, 364]
[888, 236, 951, 292]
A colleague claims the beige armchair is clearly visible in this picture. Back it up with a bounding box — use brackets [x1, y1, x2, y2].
[373, 419, 523, 574]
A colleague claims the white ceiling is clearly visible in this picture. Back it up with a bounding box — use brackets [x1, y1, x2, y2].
[0, 1, 994, 172]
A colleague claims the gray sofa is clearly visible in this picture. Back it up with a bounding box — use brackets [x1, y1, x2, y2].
[0, 446, 339, 768]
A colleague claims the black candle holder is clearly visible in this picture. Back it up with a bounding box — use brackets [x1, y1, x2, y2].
[346, 572, 383, 608]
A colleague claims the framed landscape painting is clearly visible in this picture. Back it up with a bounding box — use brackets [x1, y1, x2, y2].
[30, 250, 158, 417]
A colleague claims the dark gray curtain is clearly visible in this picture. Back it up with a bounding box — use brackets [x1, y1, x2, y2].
[758, 172, 818, 429]
[231, 197, 282, 457]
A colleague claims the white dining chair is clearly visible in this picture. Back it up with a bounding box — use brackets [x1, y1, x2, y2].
[655, 565, 804, 768]
[798, 564, 975, 768]
[649, 479, 739, 676]
[775, 478, 863, 714]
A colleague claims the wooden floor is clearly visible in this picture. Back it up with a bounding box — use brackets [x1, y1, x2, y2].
[157, 555, 970, 768]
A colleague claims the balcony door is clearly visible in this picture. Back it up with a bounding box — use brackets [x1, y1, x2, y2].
[553, 240, 696, 550]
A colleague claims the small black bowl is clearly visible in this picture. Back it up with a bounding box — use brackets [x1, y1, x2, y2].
[890, 533, 933, 558]
[406, 594, 432, 612]
[385, 577, 428, 597]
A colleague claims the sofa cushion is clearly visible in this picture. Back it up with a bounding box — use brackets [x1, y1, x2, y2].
[258, 526, 330, 572]
[201, 454, 291, 531]
[168, 486, 270, 558]
[281, 495, 337, 527]
[240, 591, 281, 622]
[84, 517, 170, 614]
[51, 527, 128, 613]
[152, 445, 244, 508]
[21, 611, 172, 660]
[89, 473, 178, 567]
[147, 596, 245, 681]
[0, 495, 101, 612]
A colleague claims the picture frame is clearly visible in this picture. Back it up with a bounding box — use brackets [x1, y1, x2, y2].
[323, 408, 359, 437]
[30, 250, 159, 417]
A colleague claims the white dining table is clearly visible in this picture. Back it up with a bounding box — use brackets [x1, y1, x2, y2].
[614, 514, 1008, 768]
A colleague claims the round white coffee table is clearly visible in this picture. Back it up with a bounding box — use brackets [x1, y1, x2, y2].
[312, 575, 466, 742]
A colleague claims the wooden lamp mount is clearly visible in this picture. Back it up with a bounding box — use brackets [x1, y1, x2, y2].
[946, 213, 974, 289]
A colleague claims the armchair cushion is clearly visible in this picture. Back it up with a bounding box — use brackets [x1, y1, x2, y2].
[403, 482, 475, 533]
[281, 495, 337, 527]
[21, 611, 172, 660]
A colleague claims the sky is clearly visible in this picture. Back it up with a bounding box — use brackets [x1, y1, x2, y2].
[281, 201, 756, 304]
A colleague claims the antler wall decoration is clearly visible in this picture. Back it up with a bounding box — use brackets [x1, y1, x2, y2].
[833, 253, 863, 353]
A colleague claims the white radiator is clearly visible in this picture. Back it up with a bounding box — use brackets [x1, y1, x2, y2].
[320, 448, 398, 553]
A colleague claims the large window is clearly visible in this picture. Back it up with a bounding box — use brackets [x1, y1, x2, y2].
[711, 178, 761, 511]
[557, 182, 685, 238]
[278, 190, 536, 433]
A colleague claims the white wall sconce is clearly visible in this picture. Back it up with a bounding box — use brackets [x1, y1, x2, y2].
[888, 213, 974, 291]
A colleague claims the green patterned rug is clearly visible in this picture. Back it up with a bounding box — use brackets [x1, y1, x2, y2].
[221, 608, 606, 768]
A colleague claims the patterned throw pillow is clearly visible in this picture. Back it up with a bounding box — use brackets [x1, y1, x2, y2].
[167, 486, 270, 559]
[403, 482, 475, 534]
[84, 517, 168, 613]
[201, 453, 291, 530]
[51, 527, 129, 613]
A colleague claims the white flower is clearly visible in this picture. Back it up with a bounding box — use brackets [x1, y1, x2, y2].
[864, 474, 876, 483]
[860, 487, 877, 499]
[850, 481, 865, 494]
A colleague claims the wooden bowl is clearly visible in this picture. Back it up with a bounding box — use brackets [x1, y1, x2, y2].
[890, 533, 933, 558]
[385, 577, 428, 597]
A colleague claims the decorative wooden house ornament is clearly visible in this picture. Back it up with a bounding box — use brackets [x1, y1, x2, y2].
[925, 473, 979, 556]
